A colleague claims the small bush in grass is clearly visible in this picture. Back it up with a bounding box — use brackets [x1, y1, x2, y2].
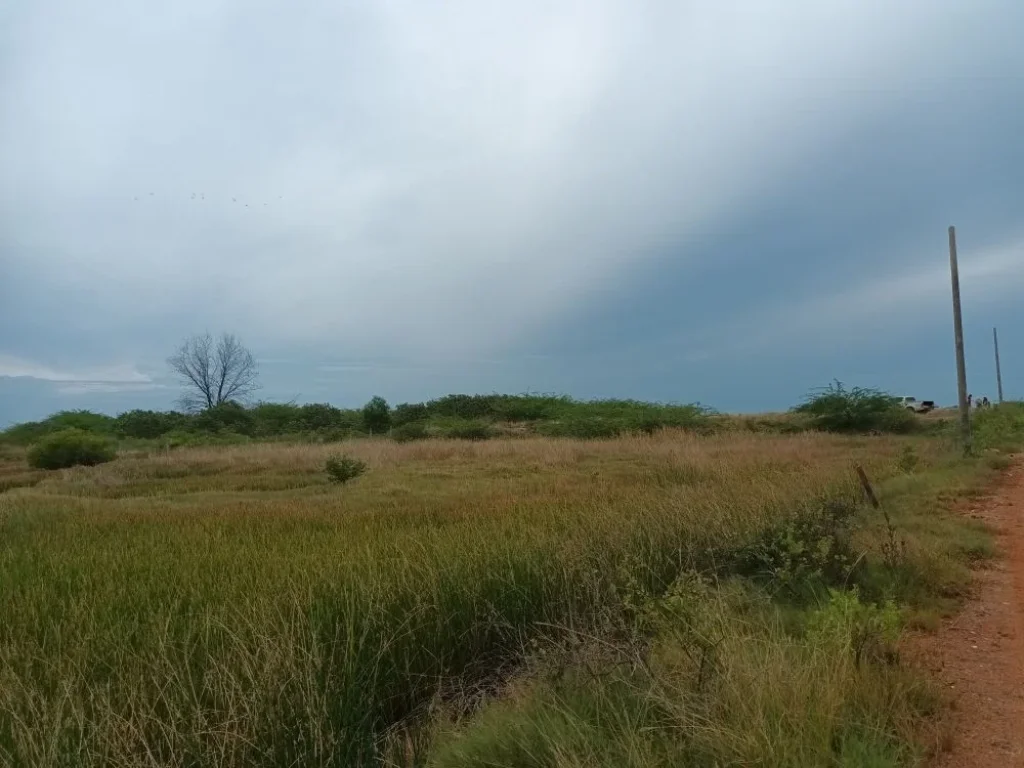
[391, 422, 429, 443]
[325, 455, 367, 484]
[794, 381, 915, 434]
[27, 428, 117, 470]
[806, 588, 901, 667]
[735, 499, 858, 600]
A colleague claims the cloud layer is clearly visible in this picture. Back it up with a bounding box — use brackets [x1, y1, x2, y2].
[2, 1, 1023, 422]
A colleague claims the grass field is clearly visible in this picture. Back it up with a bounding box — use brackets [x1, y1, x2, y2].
[0, 425, 1011, 767]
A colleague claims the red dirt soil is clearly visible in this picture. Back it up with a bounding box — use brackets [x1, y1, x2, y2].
[918, 462, 1024, 766]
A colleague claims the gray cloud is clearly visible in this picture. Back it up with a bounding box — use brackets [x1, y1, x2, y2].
[2, 1, 1022, 420]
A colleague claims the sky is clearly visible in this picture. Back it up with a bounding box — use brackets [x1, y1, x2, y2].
[2, 1, 1023, 426]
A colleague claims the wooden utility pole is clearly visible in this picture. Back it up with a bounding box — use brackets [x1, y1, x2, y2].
[948, 226, 971, 455]
[994, 327, 1005, 404]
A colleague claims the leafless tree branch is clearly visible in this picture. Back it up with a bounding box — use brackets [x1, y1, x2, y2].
[167, 332, 260, 412]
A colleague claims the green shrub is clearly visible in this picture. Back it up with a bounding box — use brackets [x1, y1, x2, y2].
[735, 499, 858, 599]
[439, 419, 495, 441]
[247, 403, 302, 436]
[0, 420, 51, 445]
[793, 382, 915, 434]
[192, 401, 256, 435]
[297, 403, 355, 432]
[973, 402, 1024, 452]
[27, 429, 117, 470]
[115, 410, 187, 439]
[806, 588, 901, 666]
[424, 394, 497, 420]
[492, 394, 568, 422]
[362, 396, 391, 434]
[2, 410, 116, 445]
[537, 417, 624, 439]
[324, 455, 367, 484]
[391, 422, 429, 443]
[391, 403, 430, 428]
[44, 410, 117, 434]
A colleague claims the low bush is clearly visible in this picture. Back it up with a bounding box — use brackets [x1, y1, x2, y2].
[537, 417, 625, 439]
[734, 499, 858, 600]
[192, 402, 256, 435]
[325, 455, 367, 484]
[1, 410, 116, 445]
[115, 409, 188, 439]
[391, 422, 429, 443]
[439, 419, 495, 441]
[27, 429, 117, 470]
[794, 382, 915, 434]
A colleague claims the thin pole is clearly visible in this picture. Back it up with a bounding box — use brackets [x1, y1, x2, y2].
[994, 327, 1005, 404]
[949, 226, 971, 455]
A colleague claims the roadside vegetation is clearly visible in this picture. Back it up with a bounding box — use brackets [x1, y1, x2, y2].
[0, 389, 1019, 766]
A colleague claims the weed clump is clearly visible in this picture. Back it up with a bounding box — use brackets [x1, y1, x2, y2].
[325, 455, 367, 484]
[27, 428, 117, 470]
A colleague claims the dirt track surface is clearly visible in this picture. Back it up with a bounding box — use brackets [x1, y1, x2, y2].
[922, 463, 1024, 766]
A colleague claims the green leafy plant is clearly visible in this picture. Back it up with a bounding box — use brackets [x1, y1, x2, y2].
[324, 454, 367, 484]
[807, 588, 901, 667]
[794, 381, 915, 434]
[736, 499, 857, 598]
[27, 429, 117, 470]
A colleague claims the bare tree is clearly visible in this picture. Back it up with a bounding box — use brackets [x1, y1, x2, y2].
[168, 332, 260, 412]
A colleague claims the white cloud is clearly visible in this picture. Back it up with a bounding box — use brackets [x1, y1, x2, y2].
[55, 382, 168, 396]
[0, 355, 153, 384]
[0, 0, 996, 362]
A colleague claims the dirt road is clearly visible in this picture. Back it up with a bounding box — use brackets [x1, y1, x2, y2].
[921, 463, 1024, 766]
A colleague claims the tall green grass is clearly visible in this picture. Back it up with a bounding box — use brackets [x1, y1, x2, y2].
[0, 433, 909, 766]
[420, 405, 1024, 767]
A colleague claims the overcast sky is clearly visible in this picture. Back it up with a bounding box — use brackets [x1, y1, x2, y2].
[2, 1, 1023, 425]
